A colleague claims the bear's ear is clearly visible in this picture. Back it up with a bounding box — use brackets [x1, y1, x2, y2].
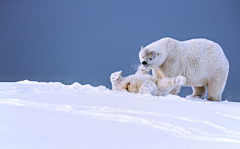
[117, 70, 122, 75]
[141, 46, 143, 51]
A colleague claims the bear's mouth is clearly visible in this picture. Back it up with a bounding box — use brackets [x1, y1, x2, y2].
[141, 65, 150, 70]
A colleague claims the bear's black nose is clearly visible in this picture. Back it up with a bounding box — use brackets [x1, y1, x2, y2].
[142, 61, 147, 65]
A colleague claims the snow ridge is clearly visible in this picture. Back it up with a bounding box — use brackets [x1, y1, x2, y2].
[0, 80, 240, 148]
[1, 98, 240, 143]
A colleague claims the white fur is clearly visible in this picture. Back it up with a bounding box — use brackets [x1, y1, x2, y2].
[139, 37, 229, 101]
[110, 65, 186, 96]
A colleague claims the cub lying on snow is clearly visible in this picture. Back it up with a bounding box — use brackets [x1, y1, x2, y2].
[110, 65, 186, 96]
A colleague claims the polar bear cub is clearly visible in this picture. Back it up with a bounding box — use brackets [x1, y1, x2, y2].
[110, 65, 186, 96]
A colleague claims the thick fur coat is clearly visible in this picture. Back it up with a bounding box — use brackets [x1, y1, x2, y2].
[139, 37, 229, 101]
[110, 65, 186, 96]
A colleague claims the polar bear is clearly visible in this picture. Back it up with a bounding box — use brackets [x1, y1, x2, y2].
[110, 65, 186, 96]
[139, 37, 229, 101]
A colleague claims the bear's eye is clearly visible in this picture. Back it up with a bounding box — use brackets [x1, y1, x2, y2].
[150, 58, 152, 60]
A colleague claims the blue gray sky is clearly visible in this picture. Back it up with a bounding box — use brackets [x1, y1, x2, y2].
[0, 0, 239, 101]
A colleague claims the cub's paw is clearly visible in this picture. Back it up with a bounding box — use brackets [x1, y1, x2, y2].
[110, 71, 122, 82]
[135, 65, 150, 75]
[139, 80, 155, 94]
[173, 76, 186, 85]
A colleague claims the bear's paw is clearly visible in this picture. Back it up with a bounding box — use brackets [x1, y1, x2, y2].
[139, 80, 155, 94]
[173, 76, 186, 85]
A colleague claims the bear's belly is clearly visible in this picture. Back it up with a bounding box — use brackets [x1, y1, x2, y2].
[128, 76, 156, 93]
[128, 78, 145, 93]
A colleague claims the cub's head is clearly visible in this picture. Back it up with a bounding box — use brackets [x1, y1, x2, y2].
[139, 46, 167, 68]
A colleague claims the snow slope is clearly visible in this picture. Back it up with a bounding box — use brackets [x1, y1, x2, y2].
[0, 80, 240, 149]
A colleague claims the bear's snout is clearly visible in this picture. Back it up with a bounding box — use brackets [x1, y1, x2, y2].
[142, 61, 148, 66]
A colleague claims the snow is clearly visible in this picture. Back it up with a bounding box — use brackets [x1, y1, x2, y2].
[0, 80, 240, 149]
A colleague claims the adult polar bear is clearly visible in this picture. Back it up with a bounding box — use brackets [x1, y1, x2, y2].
[139, 37, 229, 101]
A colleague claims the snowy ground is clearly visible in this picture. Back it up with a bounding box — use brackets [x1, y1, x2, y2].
[0, 80, 240, 149]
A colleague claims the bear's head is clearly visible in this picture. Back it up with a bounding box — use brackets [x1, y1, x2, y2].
[139, 46, 167, 69]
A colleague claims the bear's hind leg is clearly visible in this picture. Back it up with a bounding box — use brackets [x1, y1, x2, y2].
[187, 86, 207, 99]
[207, 82, 223, 102]
[158, 76, 186, 96]
[169, 76, 186, 95]
[206, 71, 228, 102]
[139, 80, 156, 95]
